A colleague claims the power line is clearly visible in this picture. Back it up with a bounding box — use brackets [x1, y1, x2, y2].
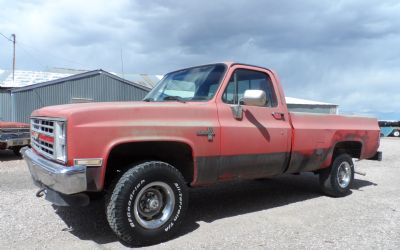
[0, 32, 13, 42]
[12, 34, 15, 81]
[16, 40, 86, 68]
[2, 32, 91, 70]
[0, 33, 47, 69]
[15, 43, 47, 68]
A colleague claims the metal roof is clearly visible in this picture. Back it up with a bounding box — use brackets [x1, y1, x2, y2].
[0, 69, 72, 88]
[0, 68, 160, 90]
[47, 68, 88, 74]
[11, 69, 151, 93]
[113, 73, 162, 88]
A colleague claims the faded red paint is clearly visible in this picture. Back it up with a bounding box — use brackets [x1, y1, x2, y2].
[30, 62, 381, 190]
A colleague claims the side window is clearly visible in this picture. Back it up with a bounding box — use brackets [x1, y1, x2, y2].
[222, 69, 278, 107]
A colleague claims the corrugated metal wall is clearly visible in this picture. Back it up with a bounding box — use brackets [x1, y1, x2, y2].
[0, 91, 11, 121]
[11, 74, 149, 123]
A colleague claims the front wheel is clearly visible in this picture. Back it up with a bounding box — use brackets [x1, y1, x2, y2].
[106, 161, 188, 246]
[393, 130, 400, 137]
[319, 154, 354, 197]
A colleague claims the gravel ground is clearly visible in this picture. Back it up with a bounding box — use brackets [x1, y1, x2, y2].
[0, 138, 399, 250]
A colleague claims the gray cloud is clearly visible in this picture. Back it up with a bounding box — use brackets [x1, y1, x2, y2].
[0, 0, 399, 119]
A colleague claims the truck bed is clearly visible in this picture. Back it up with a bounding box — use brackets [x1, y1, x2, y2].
[286, 112, 380, 173]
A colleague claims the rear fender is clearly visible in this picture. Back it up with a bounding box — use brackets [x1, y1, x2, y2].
[321, 139, 364, 169]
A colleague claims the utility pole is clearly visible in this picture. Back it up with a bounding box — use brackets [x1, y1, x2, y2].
[11, 34, 16, 81]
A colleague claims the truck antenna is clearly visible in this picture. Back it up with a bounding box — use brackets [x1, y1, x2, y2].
[120, 47, 124, 79]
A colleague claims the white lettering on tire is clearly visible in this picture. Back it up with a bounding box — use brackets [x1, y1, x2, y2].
[165, 183, 183, 232]
[127, 179, 146, 228]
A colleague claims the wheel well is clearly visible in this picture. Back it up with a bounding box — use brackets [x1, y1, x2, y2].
[104, 141, 194, 188]
[333, 141, 362, 159]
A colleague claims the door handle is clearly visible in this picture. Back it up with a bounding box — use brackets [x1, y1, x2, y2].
[272, 112, 285, 120]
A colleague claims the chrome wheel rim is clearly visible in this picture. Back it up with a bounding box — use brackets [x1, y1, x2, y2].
[133, 181, 175, 229]
[337, 162, 351, 188]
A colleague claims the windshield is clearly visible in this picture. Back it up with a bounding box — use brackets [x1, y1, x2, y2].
[144, 64, 226, 102]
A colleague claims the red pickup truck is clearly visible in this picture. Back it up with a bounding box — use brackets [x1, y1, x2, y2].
[0, 122, 30, 155]
[22, 62, 381, 245]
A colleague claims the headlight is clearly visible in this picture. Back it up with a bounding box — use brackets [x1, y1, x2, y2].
[54, 121, 66, 162]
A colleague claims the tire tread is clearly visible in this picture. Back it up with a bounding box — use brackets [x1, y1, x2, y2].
[319, 153, 354, 197]
[105, 161, 187, 245]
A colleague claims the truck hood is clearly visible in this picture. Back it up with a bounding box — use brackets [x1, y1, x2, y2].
[0, 122, 29, 128]
[31, 101, 215, 125]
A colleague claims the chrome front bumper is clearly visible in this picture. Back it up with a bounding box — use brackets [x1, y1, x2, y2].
[0, 138, 30, 149]
[22, 147, 87, 195]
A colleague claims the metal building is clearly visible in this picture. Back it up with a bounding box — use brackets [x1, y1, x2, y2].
[6, 70, 151, 123]
[0, 89, 12, 121]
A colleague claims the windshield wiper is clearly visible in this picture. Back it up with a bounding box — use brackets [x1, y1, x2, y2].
[143, 97, 154, 102]
[163, 96, 186, 103]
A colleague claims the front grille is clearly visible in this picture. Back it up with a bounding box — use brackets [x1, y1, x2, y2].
[31, 118, 55, 158]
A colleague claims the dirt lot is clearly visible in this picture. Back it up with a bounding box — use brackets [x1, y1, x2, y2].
[0, 138, 399, 249]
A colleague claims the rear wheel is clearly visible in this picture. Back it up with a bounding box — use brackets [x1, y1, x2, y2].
[319, 154, 354, 197]
[393, 130, 400, 137]
[106, 161, 188, 246]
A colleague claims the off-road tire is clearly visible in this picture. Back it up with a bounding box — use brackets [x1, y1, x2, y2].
[106, 161, 188, 246]
[319, 154, 354, 197]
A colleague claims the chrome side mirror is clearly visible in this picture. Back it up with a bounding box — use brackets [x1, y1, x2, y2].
[242, 90, 267, 107]
[230, 90, 268, 120]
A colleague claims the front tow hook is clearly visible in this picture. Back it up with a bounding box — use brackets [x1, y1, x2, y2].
[354, 170, 366, 176]
[36, 188, 46, 198]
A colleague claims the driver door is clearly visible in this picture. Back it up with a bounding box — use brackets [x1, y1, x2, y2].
[216, 66, 292, 180]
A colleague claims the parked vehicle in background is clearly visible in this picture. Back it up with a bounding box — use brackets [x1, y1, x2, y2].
[379, 120, 400, 137]
[0, 122, 30, 156]
[22, 62, 382, 245]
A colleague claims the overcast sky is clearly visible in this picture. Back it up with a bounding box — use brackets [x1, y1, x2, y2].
[0, 0, 399, 119]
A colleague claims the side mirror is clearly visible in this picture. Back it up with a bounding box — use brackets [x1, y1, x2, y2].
[230, 90, 268, 120]
[242, 90, 267, 107]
